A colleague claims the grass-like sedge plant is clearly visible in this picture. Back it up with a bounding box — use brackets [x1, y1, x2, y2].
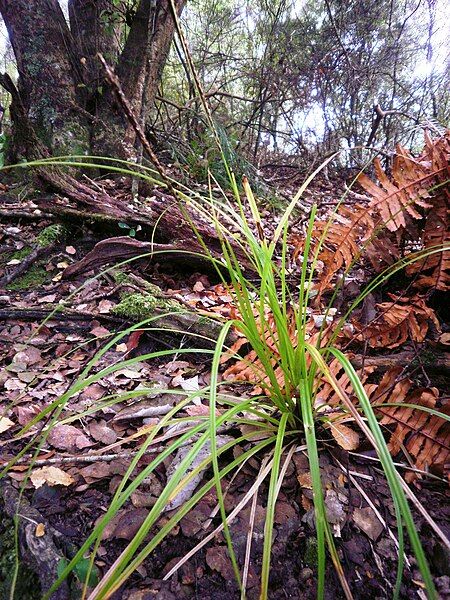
[1, 153, 447, 600]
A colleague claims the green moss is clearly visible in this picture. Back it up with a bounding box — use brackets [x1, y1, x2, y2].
[304, 536, 318, 567]
[0, 515, 41, 599]
[7, 265, 48, 291]
[37, 224, 66, 247]
[197, 315, 213, 326]
[112, 269, 132, 285]
[113, 292, 181, 321]
[11, 247, 32, 261]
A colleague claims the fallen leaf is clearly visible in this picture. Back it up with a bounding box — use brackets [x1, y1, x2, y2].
[193, 281, 205, 292]
[89, 419, 118, 444]
[330, 423, 360, 450]
[113, 397, 175, 421]
[101, 508, 149, 540]
[173, 375, 202, 405]
[126, 329, 144, 352]
[35, 523, 46, 537]
[353, 506, 384, 541]
[38, 294, 57, 303]
[90, 324, 110, 337]
[15, 404, 41, 426]
[206, 546, 236, 580]
[98, 299, 114, 313]
[30, 466, 75, 489]
[79, 462, 116, 483]
[165, 360, 190, 374]
[185, 404, 215, 417]
[165, 436, 233, 511]
[297, 472, 313, 489]
[324, 489, 347, 527]
[48, 424, 94, 452]
[0, 416, 15, 434]
[17, 371, 36, 383]
[13, 346, 42, 366]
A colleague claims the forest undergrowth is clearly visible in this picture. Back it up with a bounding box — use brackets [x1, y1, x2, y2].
[0, 128, 448, 600]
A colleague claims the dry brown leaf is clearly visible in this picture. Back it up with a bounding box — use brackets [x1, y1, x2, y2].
[35, 523, 46, 537]
[358, 132, 448, 233]
[315, 357, 375, 409]
[30, 466, 75, 489]
[47, 424, 94, 452]
[89, 419, 118, 445]
[297, 472, 313, 489]
[0, 416, 15, 434]
[329, 422, 360, 450]
[290, 132, 449, 296]
[353, 507, 383, 541]
[406, 196, 449, 291]
[293, 205, 376, 294]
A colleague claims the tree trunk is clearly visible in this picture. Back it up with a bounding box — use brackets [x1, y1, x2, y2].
[0, 0, 186, 160]
[91, 0, 186, 157]
[68, 0, 124, 105]
[0, 0, 90, 156]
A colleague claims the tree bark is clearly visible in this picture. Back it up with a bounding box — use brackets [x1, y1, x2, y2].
[0, 0, 90, 156]
[91, 0, 187, 157]
[0, 0, 186, 160]
[68, 0, 124, 106]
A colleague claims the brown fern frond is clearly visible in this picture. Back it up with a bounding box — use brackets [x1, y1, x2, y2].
[357, 131, 449, 233]
[368, 368, 450, 478]
[349, 295, 440, 349]
[293, 203, 376, 295]
[293, 132, 449, 293]
[406, 196, 450, 291]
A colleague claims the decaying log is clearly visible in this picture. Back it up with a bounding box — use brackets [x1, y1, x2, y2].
[61, 236, 219, 279]
[27, 186, 253, 275]
[351, 351, 449, 375]
[0, 297, 236, 349]
[0, 481, 70, 600]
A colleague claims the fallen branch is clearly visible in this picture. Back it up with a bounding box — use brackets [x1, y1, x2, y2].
[0, 243, 56, 288]
[351, 351, 449, 375]
[62, 236, 188, 279]
[0, 207, 55, 221]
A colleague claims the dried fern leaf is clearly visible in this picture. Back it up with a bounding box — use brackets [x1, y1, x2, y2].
[350, 295, 440, 349]
[369, 368, 450, 476]
[406, 196, 450, 291]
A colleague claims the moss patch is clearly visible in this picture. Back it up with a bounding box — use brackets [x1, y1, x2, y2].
[304, 536, 318, 567]
[10, 247, 33, 261]
[37, 224, 66, 247]
[113, 292, 181, 321]
[6, 264, 48, 291]
[112, 269, 131, 285]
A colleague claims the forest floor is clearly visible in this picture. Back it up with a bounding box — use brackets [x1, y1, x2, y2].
[0, 168, 449, 600]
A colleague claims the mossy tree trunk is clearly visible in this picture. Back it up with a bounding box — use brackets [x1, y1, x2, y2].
[0, 0, 186, 160]
[0, 0, 89, 156]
